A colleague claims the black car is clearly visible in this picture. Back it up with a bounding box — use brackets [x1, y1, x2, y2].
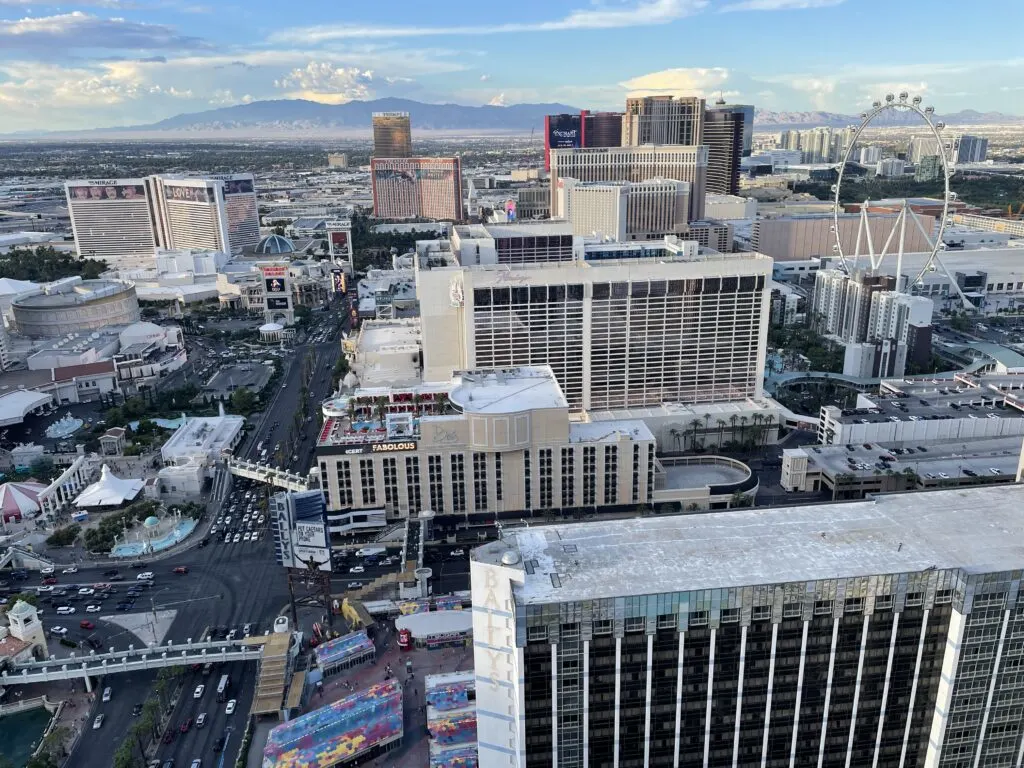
[109, 574, 125, 581]
[116, 602, 133, 611]
[130, 561, 148, 569]
[102, 569, 120, 577]
[86, 636, 103, 650]
[131, 703, 143, 717]
[212, 735, 226, 752]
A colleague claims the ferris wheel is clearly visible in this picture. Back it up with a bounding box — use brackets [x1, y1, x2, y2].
[831, 92, 974, 309]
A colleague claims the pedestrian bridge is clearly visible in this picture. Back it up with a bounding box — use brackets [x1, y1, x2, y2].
[1, 638, 264, 690]
[225, 457, 310, 491]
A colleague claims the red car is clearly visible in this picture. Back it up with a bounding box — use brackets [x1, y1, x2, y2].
[162, 730, 175, 744]
[79, 620, 94, 630]
[42, 577, 58, 585]
[179, 718, 193, 733]
[173, 566, 189, 574]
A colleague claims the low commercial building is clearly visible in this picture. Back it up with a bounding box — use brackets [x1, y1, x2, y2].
[11, 278, 140, 338]
[470, 484, 1024, 768]
[751, 213, 934, 261]
[781, 435, 1021, 498]
[316, 366, 657, 531]
[817, 382, 1024, 445]
[704, 193, 756, 221]
[160, 409, 246, 472]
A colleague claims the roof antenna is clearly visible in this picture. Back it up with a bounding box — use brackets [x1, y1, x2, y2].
[715, 90, 726, 106]
[897, 542, 903, 551]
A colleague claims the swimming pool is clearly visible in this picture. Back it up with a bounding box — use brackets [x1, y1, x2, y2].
[110, 519, 198, 558]
[0, 706, 52, 768]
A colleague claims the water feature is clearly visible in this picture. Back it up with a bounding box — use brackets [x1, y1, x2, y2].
[0, 706, 52, 767]
[44, 412, 84, 439]
[127, 416, 186, 431]
[110, 518, 198, 558]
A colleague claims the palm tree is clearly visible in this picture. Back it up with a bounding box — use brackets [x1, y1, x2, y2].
[374, 396, 388, 425]
[689, 419, 703, 451]
[729, 414, 739, 444]
[702, 413, 712, 435]
[739, 416, 749, 448]
[668, 427, 682, 452]
[762, 414, 776, 446]
[716, 419, 727, 448]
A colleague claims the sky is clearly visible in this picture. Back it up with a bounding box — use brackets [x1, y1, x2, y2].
[1, 0, 1022, 133]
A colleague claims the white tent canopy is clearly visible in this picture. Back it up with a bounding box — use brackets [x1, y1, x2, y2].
[74, 465, 144, 508]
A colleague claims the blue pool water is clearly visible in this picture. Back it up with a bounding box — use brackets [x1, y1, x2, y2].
[110, 519, 197, 558]
[0, 707, 52, 767]
[127, 416, 186, 431]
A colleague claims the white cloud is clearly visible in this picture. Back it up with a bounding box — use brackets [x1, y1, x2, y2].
[270, 0, 707, 43]
[487, 93, 506, 107]
[274, 61, 375, 104]
[720, 0, 844, 10]
[620, 67, 730, 98]
[0, 11, 207, 51]
[480, 74, 490, 82]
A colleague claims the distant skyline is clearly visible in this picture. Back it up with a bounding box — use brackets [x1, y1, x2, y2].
[1, 0, 1022, 133]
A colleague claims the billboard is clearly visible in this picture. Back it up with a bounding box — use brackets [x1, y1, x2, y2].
[261, 265, 288, 278]
[164, 184, 212, 203]
[265, 277, 287, 294]
[69, 183, 146, 201]
[505, 199, 517, 222]
[223, 179, 254, 195]
[266, 297, 290, 310]
[547, 113, 583, 150]
[330, 231, 349, 249]
[331, 268, 346, 294]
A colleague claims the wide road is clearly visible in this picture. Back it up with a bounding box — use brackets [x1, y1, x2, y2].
[62, 509, 290, 768]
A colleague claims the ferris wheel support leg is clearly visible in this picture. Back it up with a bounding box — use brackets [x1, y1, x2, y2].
[874, 207, 903, 274]
[896, 204, 908, 291]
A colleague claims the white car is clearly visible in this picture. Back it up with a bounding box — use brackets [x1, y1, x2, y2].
[62, 566, 78, 574]
[232, 533, 241, 543]
[194, 684, 205, 699]
[449, 549, 465, 557]
[36, 585, 54, 593]
[50, 626, 68, 636]
[78, 587, 94, 595]
[56, 606, 76, 615]
[349, 566, 364, 574]
[92, 714, 105, 730]
[86, 605, 102, 613]
[225, 699, 237, 715]
[243, 532, 252, 542]
[40, 566, 55, 576]
[136, 572, 154, 581]
[257, 515, 265, 524]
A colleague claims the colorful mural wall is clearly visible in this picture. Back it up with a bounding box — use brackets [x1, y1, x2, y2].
[426, 680, 473, 711]
[431, 745, 479, 768]
[428, 709, 478, 746]
[263, 680, 403, 768]
[315, 630, 375, 670]
[435, 596, 463, 611]
[398, 599, 430, 615]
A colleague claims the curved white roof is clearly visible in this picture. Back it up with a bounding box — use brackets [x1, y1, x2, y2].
[260, 322, 284, 332]
[0, 390, 52, 427]
[395, 610, 473, 638]
[75, 465, 144, 508]
[119, 321, 164, 346]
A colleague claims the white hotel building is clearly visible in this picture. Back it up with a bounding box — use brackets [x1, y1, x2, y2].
[555, 177, 691, 242]
[65, 173, 259, 266]
[549, 145, 708, 222]
[416, 251, 772, 412]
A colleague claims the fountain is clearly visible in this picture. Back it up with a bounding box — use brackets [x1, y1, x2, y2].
[45, 411, 84, 439]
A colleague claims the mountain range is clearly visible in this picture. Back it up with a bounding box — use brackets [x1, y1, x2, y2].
[7, 98, 1023, 138]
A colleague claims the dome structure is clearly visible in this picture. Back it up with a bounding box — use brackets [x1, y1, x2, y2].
[254, 234, 295, 255]
[260, 322, 284, 332]
[143, 515, 160, 528]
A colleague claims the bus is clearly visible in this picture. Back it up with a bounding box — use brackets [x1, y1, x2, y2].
[216, 674, 231, 701]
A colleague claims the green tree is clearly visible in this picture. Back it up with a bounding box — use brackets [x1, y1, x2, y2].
[28, 456, 54, 480]
[230, 387, 258, 414]
[46, 524, 81, 547]
[0, 246, 107, 282]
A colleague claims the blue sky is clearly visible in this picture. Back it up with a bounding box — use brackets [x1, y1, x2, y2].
[0, 0, 1021, 132]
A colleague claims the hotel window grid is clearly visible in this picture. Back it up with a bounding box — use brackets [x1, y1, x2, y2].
[427, 455, 444, 513]
[589, 276, 765, 410]
[603, 445, 618, 504]
[472, 284, 585, 408]
[583, 446, 596, 505]
[382, 457, 398, 509]
[632, 444, 640, 503]
[336, 462, 353, 507]
[451, 453, 467, 513]
[646, 443, 654, 501]
[539, 448, 553, 508]
[472, 452, 487, 511]
[358, 459, 376, 505]
[523, 450, 532, 510]
[494, 453, 503, 501]
[494, 234, 575, 265]
[404, 456, 421, 513]
[561, 448, 575, 507]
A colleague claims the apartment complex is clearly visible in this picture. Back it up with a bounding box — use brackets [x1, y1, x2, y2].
[549, 145, 708, 222]
[471, 484, 1024, 768]
[372, 111, 412, 158]
[371, 157, 463, 221]
[65, 174, 259, 263]
[315, 366, 656, 523]
[417, 250, 771, 410]
[555, 177, 690, 241]
[703, 104, 744, 195]
[622, 95, 704, 147]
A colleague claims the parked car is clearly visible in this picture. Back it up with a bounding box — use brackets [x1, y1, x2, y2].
[102, 569, 120, 577]
[62, 566, 78, 574]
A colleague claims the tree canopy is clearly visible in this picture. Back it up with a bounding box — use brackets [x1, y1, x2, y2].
[0, 246, 107, 282]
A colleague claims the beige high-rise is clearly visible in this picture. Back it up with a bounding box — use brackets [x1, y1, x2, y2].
[372, 111, 412, 158]
[623, 95, 705, 147]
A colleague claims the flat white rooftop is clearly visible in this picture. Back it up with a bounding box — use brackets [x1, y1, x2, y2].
[487, 484, 1024, 605]
[449, 367, 567, 414]
[569, 420, 654, 443]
